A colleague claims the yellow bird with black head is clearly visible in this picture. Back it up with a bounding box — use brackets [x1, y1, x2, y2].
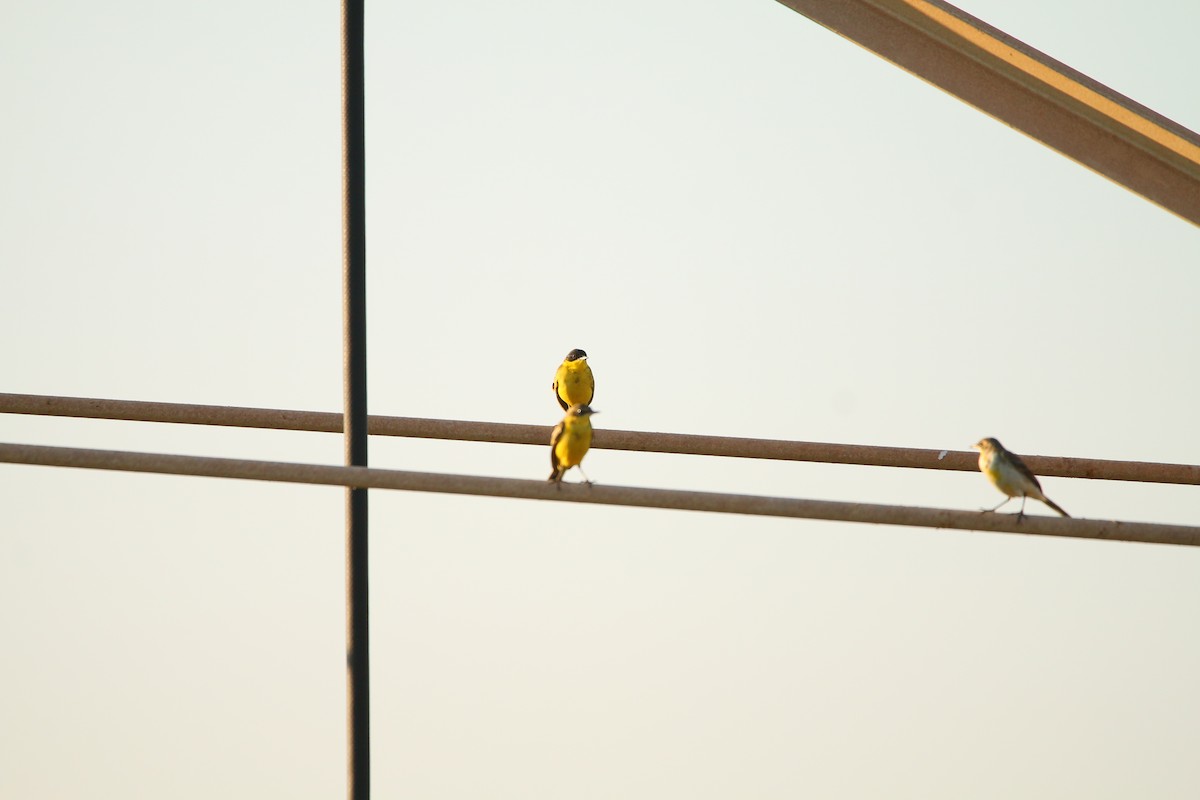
[552, 348, 594, 411]
[549, 403, 598, 484]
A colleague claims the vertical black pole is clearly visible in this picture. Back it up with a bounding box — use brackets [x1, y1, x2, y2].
[342, 1, 369, 799]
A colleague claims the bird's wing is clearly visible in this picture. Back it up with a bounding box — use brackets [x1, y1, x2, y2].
[1007, 450, 1044, 492]
[552, 369, 569, 411]
[549, 419, 566, 470]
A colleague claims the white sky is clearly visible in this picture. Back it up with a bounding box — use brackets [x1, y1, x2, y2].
[2, 1, 1198, 797]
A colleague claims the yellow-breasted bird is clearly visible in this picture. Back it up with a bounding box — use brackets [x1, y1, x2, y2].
[552, 348, 594, 411]
[548, 403, 598, 484]
[972, 437, 1069, 519]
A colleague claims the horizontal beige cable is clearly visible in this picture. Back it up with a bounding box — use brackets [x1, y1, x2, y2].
[2, 392, 1198, 485]
[1, 441, 1196, 547]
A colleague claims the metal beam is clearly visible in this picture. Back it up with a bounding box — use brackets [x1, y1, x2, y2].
[341, 0, 370, 797]
[2, 392, 1198, 485]
[774, 0, 1200, 225]
[3, 441, 1198, 548]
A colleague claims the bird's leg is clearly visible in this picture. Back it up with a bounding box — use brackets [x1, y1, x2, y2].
[1016, 494, 1027, 523]
[577, 465, 593, 486]
[983, 497, 1012, 513]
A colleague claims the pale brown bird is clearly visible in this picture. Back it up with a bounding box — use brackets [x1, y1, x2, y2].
[972, 437, 1069, 519]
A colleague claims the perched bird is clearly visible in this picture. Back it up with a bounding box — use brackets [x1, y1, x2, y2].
[548, 403, 598, 484]
[972, 437, 1069, 519]
[552, 348, 594, 411]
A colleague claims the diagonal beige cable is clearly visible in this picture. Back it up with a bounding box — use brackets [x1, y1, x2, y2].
[773, 0, 1200, 225]
[2, 392, 1198, 485]
[1, 441, 1197, 547]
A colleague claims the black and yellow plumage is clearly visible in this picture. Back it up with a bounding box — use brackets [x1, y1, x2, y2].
[552, 348, 594, 411]
[548, 403, 597, 484]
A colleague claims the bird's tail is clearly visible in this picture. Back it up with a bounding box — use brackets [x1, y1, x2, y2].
[548, 467, 563, 483]
[1042, 497, 1070, 518]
